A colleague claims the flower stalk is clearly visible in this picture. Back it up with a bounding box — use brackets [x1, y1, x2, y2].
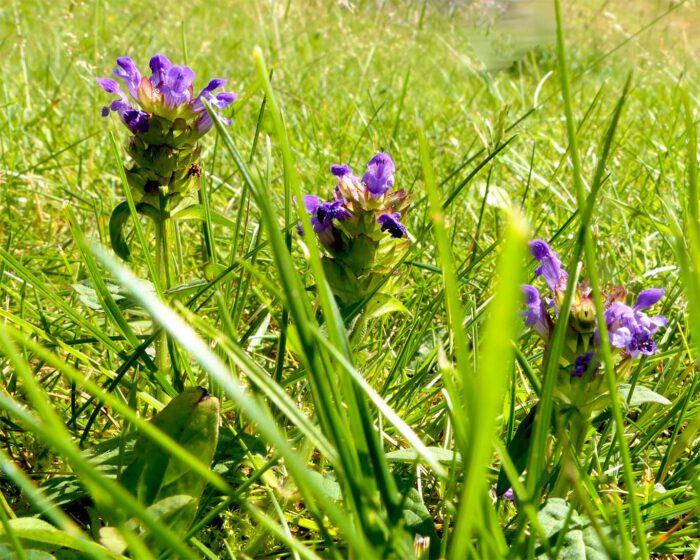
[97, 54, 236, 385]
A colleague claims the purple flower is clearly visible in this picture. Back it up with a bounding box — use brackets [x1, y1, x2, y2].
[303, 195, 351, 247]
[149, 53, 172, 88]
[96, 77, 122, 96]
[97, 54, 236, 135]
[304, 196, 351, 229]
[572, 352, 600, 378]
[522, 284, 552, 339]
[502, 487, 515, 501]
[161, 65, 195, 109]
[362, 152, 395, 196]
[529, 240, 568, 295]
[603, 290, 667, 358]
[635, 288, 664, 310]
[331, 164, 354, 178]
[331, 163, 365, 201]
[96, 78, 150, 134]
[114, 57, 141, 98]
[192, 79, 237, 133]
[377, 212, 407, 239]
[121, 109, 150, 134]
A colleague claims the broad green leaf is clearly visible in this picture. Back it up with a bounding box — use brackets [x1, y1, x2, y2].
[171, 204, 238, 228]
[304, 471, 343, 503]
[108, 201, 160, 262]
[385, 447, 461, 465]
[364, 293, 411, 320]
[617, 384, 671, 407]
[536, 499, 625, 560]
[0, 518, 117, 558]
[100, 496, 194, 556]
[496, 404, 538, 495]
[108, 201, 134, 262]
[400, 487, 439, 560]
[119, 386, 219, 532]
[98, 527, 127, 556]
[0, 546, 56, 560]
[71, 279, 134, 312]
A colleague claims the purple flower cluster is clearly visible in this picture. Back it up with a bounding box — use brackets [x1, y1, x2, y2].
[302, 152, 408, 246]
[603, 289, 667, 358]
[302, 195, 352, 247]
[96, 54, 237, 135]
[522, 240, 667, 375]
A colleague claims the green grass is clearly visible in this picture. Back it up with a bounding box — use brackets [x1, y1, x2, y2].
[1, 0, 699, 558]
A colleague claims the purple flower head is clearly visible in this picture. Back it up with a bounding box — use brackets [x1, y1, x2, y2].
[121, 109, 150, 134]
[502, 487, 515, 501]
[362, 152, 395, 196]
[97, 54, 236, 135]
[522, 284, 552, 339]
[149, 54, 173, 88]
[635, 288, 664, 310]
[331, 164, 353, 178]
[377, 212, 407, 238]
[529, 240, 568, 295]
[302, 195, 350, 249]
[96, 78, 122, 95]
[572, 352, 600, 378]
[603, 291, 667, 359]
[331, 163, 365, 202]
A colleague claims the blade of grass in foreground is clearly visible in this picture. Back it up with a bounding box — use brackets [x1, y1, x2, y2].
[419, 128, 471, 461]
[552, 0, 647, 555]
[449, 211, 529, 558]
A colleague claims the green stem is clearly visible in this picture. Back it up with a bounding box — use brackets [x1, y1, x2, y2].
[552, 410, 590, 498]
[154, 208, 173, 384]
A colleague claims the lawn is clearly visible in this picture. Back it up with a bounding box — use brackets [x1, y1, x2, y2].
[0, 0, 698, 558]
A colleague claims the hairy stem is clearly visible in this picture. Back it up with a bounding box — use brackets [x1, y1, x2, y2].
[154, 199, 173, 384]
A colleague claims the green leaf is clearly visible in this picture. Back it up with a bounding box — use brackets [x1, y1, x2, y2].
[0, 518, 116, 558]
[536, 499, 625, 560]
[132, 495, 196, 533]
[171, 204, 238, 229]
[363, 293, 411, 320]
[119, 386, 219, 532]
[385, 447, 461, 465]
[496, 404, 538, 495]
[0, 546, 56, 560]
[108, 201, 161, 262]
[71, 278, 136, 312]
[99, 496, 194, 556]
[304, 471, 343, 503]
[108, 201, 134, 262]
[400, 487, 439, 559]
[617, 384, 671, 407]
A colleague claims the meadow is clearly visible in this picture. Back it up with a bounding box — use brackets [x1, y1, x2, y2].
[0, 0, 699, 558]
